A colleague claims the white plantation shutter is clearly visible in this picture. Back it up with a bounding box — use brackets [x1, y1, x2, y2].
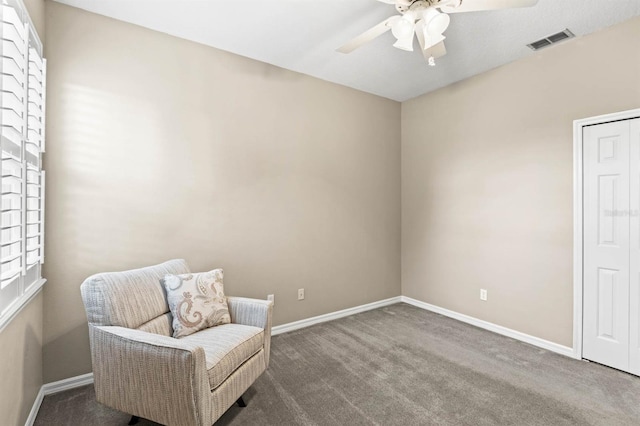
[25, 34, 44, 281]
[0, 0, 44, 323]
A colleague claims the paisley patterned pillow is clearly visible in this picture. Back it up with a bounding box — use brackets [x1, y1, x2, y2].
[163, 269, 231, 338]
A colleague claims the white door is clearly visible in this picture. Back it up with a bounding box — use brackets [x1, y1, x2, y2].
[583, 120, 632, 372]
[629, 119, 640, 376]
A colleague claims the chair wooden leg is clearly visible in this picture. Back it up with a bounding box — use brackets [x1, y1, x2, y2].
[236, 396, 247, 407]
[128, 415, 140, 425]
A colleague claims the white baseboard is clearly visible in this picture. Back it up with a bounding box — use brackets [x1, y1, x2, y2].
[272, 296, 402, 336]
[41, 372, 94, 396]
[400, 296, 577, 359]
[24, 387, 44, 426]
[25, 373, 94, 426]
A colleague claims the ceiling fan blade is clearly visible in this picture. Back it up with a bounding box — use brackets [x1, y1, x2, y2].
[337, 16, 399, 54]
[440, 0, 538, 14]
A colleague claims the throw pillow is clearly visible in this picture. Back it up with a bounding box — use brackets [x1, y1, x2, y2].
[163, 269, 231, 338]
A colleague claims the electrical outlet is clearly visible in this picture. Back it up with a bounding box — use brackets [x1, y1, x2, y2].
[480, 289, 488, 301]
[298, 288, 305, 300]
[267, 294, 274, 305]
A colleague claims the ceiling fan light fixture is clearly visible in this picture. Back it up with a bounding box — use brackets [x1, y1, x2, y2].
[393, 36, 414, 51]
[337, 0, 541, 67]
[422, 30, 446, 50]
[422, 8, 450, 36]
[391, 12, 416, 39]
[391, 11, 416, 52]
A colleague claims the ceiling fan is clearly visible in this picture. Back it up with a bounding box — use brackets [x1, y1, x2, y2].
[337, 0, 539, 66]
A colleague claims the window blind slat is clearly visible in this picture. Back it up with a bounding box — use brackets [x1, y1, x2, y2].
[28, 48, 42, 70]
[1, 210, 21, 226]
[2, 21, 24, 45]
[25, 169, 38, 182]
[27, 76, 41, 93]
[2, 55, 24, 75]
[2, 56, 23, 80]
[1, 105, 22, 123]
[1, 225, 20, 241]
[27, 107, 42, 120]
[1, 127, 21, 148]
[1, 195, 20, 211]
[1, 139, 22, 161]
[25, 183, 38, 197]
[0, 237, 20, 246]
[2, 115, 23, 133]
[28, 71, 42, 87]
[26, 115, 40, 131]
[26, 255, 38, 267]
[1, 74, 25, 100]
[1, 157, 21, 175]
[2, 5, 26, 37]
[2, 92, 22, 112]
[2, 178, 21, 195]
[2, 39, 25, 62]
[26, 129, 40, 144]
[1, 251, 21, 264]
[26, 210, 38, 223]
[28, 58, 42, 73]
[25, 223, 38, 237]
[27, 88, 41, 101]
[25, 151, 38, 167]
[1, 268, 21, 284]
[1, 270, 21, 283]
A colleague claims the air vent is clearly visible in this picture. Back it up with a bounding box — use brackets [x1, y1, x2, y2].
[527, 29, 575, 51]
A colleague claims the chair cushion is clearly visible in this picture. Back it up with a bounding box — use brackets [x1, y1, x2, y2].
[163, 269, 231, 338]
[181, 323, 264, 390]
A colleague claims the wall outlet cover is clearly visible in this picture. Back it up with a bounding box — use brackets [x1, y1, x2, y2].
[480, 289, 488, 301]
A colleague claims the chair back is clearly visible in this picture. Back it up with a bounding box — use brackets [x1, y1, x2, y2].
[80, 259, 190, 335]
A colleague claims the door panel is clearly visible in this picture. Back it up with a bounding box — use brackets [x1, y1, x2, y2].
[596, 268, 618, 340]
[583, 120, 630, 372]
[630, 118, 640, 375]
[597, 175, 619, 246]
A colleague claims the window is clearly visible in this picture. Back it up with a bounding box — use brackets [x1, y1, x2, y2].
[0, 0, 45, 330]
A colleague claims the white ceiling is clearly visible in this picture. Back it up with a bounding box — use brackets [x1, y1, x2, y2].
[52, 0, 640, 102]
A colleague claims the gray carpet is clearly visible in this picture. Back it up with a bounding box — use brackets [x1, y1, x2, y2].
[35, 303, 640, 425]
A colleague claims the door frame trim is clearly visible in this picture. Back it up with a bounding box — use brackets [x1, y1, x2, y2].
[573, 108, 640, 360]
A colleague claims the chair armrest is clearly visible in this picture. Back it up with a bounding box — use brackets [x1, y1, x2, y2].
[89, 325, 211, 426]
[227, 297, 273, 368]
[227, 297, 272, 328]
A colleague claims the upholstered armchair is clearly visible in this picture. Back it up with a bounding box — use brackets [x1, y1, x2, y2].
[80, 259, 273, 426]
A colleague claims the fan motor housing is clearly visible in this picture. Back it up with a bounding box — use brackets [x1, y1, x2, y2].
[396, 0, 458, 14]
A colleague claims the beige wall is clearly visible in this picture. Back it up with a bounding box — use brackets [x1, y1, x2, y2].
[0, 1, 46, 425]
[402, 17, 640, 347]
[42, 2, 401, 382]
[0, 292, 44, 426]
